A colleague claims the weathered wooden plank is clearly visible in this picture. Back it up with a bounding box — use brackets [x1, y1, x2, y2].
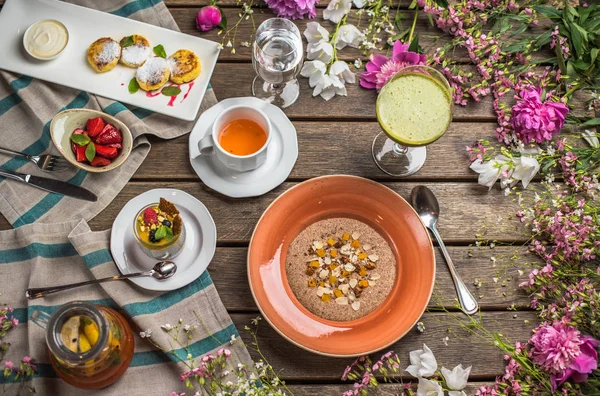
[164, 0, 414, 7]
[209, 246, 531, 311]
[74, 181, 526, 243]
[136, 122, 496, 181]
[287, 383, 490, 394]
[232, 311, 538, 380]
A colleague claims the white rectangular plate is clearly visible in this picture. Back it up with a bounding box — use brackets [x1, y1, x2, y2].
[0, 0, 220, 121]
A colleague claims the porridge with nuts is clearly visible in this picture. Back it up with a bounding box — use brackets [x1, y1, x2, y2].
[285, 218, 396, 322]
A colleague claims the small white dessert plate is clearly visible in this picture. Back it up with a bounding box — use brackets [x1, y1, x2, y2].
[110, 188, 216, 291]
[189, 97, 298, 198]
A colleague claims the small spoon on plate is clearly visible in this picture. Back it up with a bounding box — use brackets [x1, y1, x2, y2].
[410, 186, 479, 315]
[25, 261, 177, 300]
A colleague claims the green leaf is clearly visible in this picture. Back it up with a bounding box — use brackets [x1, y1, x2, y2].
[579, 6, 592, 24]
[394, 11, 407, 31]
[217, 7, 227, 31]
[408, 34, 419, 53]
[121, 35, 134, 48]
[582, 118, 600, 126]
[70, 134, 90, 146]
[85, 142, 95, 163]
[128, 78, 140, 94]
[534, 29, 554, 48]
[161, 86, 182, 96]
[153, 44, 167, 58]
[164, 226, 174, 242]
[533, 6, 561, 19]
[570, 23, 587, 58]
[433, 0, 448, 8]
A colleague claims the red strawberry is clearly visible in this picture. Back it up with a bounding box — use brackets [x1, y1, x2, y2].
[107, 143, 122, 149]
[75, 145, 87, 162]
[87, 117, 105, 137]
[71, 128, 88, 155]
[143, 208, 158, 225]
[95, 144, 118, 159]
[95, 124, 122, 145]
[91, 156, 111, 167]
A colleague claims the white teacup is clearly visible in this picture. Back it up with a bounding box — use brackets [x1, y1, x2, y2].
[198, 105, 272, 172]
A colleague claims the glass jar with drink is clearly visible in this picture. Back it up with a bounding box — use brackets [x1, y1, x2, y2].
[372, 65, 454, 177]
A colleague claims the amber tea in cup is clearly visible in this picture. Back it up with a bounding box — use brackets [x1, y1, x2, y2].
[218, 119, 268, 156]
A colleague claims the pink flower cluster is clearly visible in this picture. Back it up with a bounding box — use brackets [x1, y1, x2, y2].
[264, 0, 318, 19]
[341, 352, 401, 396]
[511, 86, 569, 143]
[529, 321, 600, 391]
[360, 41, 427, 91]
[178, 348, 232, 384]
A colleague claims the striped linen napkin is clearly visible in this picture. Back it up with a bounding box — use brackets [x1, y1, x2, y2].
[0, 219, 253, 395]
[0, 0, 217, 228]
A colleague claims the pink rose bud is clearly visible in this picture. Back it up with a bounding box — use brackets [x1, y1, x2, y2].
[196, 5, 222, 32]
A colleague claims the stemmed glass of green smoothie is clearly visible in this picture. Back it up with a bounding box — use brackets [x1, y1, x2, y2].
[373, 65, 453, 177]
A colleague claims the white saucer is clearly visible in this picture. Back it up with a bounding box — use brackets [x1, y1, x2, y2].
[189, 97, 298, 198]
[110, 189, 216, 291]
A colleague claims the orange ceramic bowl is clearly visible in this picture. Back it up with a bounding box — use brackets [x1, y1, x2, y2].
[248, 175, 435, 357]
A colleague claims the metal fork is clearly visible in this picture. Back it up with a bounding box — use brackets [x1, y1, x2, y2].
[0, 146, 71, 172]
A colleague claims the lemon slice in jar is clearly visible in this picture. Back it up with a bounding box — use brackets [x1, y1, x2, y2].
[60, 316, 81, 353]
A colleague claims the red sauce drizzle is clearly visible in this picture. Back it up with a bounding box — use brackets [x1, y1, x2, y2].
[167, 95, 177, 107]
[181, 82, 195, 103]
[146, 90, 161, 98]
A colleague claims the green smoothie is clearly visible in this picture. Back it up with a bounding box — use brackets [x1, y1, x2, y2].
[376, 72, 453, 146]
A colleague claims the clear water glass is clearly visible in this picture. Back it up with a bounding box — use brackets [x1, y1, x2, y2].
[252, 18, 303, 108]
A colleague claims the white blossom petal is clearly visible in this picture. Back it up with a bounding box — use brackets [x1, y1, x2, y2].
[441, 364, 471, 390]
[307, 41, 333, 63]
[352, 0, 365, 8]
[329, 60, 355, 84]
[583, 129, 600, 148]
[300, 60, 327, 87]
[335, 24, 364, 50]
[406, 344, 438, 378]
[470, 159, 501, 189]
[303, 22, 330, 44]
[448, 392, 467, 396]
[512, 156, 540, 188]
[323, 0, 352, 23]
[416, 377, 444, 396]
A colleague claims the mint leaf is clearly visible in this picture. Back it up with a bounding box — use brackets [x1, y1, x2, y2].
[85, 142, 96, 163]
[153, 44, 167, 58]
[121, 36, 134, 48]
[155, 225, 167, 240]
[164, 226, 174, 242]
[217, 8, 227, 31]
[71, 134, 90, 146]
[161, 86, 181, 96]
[128, 78, 140, 94]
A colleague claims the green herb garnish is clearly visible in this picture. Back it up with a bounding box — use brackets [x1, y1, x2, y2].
[71, 134, 90, 146]
[121, 36, 134, 47]
[161, 86, 181, 96]
[85, 142, 96, 163]
[154, 225, 174, 241]
[128, 78, 140, 94]
[153, 44, 167, 58]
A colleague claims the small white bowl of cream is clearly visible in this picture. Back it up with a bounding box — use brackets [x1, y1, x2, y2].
[23, 19, 69, 61]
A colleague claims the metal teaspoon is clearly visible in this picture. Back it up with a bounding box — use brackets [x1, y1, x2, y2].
[410, 186, 479, 315]
[25, 261, 177, 300]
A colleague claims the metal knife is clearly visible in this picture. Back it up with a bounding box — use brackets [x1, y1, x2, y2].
[0, 168, 97, 202]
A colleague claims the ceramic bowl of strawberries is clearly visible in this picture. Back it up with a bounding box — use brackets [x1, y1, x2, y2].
[50, 109, 133, 173]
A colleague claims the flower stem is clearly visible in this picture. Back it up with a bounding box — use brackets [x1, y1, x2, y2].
[408, 7, 418, 44]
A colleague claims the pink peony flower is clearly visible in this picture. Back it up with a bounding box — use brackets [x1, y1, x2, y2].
[21, 356, 31, 364]
[511, 86, 568, 143]
[530, 322, 582, 375]
[550, 335, 600, 391]
[264, 0, 318, 19]
[196, 5, 222, 32]
[360, 41, 427, 91]
[5, 361, 13, 370]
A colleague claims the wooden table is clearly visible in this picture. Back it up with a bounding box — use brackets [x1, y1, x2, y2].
[0, 1, 542, 393]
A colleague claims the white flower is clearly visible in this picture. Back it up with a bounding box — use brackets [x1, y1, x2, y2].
[441, 364, 471, 390]
[139, 329, 152, 338]
[442, 336, 449, 346]
[583, 129, 600, 148]
[329, 61, 355, 84]
[416, 321, 425, 332]
[416, 377, 443, 396]
[161, 324, 172, 331]
[306, 41, 334, 63]
[230, 334, 237, 345]
[300, 60, 327, 87]
[354, 59, 363, 69]
[512, 155, 540, 188]
[335, 24, 364, 49]
[353, 0, 365, 8]
[448, 392, 468, 396]
[406, 344, 438, 378]
[469, 157, 508, 190]
[312, 74, 346, 101]
[184, 324, 191, 331]
[187, 353, 193, 360]
[323, 0, 352, 23]
[304, 22, 330, 44]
